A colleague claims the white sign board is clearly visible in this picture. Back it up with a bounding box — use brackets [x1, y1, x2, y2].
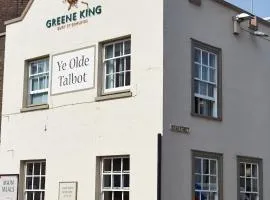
[51, 47, 95, 95]
[0, 175, 18, 200]
[58, 182, 77, 200]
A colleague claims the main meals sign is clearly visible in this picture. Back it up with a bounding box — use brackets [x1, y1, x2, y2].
[51, 47, 95, 95]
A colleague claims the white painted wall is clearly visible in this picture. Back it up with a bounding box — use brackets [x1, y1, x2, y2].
[1, 0, 163, 200]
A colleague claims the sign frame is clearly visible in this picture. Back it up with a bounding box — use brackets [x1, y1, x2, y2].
[58, 181, 78, 200]
[0, 174, 19, 200]
[50, 45, 96, 96]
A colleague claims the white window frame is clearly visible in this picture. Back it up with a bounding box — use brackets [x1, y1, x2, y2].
[24, 161, 46, 200]
[100, 156, 130, 200]
[102, 39, 131, 94]
[28, 58, 49, 106]
[238, 156, 263, 200]
[194, 157, 219, 200]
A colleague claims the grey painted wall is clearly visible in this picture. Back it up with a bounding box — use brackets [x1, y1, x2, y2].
[162, 0, 270, 199]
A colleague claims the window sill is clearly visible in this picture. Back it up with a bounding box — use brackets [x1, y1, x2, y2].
[95, 91, 132, 102]
[20, 104, 49, 112]
[191, 112, 222, 121]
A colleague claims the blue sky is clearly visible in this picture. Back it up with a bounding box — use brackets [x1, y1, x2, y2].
[226, 0, 270, 17]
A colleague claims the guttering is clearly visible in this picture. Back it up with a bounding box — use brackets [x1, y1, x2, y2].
[157, 133, 162, 200]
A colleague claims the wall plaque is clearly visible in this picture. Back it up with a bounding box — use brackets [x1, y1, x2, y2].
[170, 124, 190, 134]
[0, 175, 18, 200]
[58, 182, 77, 200]
[51, 46, 95, 95]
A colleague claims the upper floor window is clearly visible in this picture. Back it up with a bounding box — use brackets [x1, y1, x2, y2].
[28, 58, 49, 105]
[103, 39, 131, 93]
[191, 39, 222, 120]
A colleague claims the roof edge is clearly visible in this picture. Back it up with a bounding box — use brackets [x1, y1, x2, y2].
[0, 32, 5, 37]
[5, 0, 34, 26]
[212, 0, 270, 27]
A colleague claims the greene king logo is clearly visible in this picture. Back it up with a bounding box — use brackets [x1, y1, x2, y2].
[63, 0, 89, 11]
[46, 0, 102, 30]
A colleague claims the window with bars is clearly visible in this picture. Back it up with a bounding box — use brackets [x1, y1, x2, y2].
[238, 156, 262, 200]
[24, 161, 46, 200]
[191, 39, 221, 119]
[100, 157, 130, 200]
[192, 151, 222, 200]
[103, 39, 131, 93]
[28, 58, 49, 105]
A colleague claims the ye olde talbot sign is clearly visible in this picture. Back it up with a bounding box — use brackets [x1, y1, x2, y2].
[0, 175, 18, 200]
[51, 47, 95, 95]
[170, 124, 190, 134]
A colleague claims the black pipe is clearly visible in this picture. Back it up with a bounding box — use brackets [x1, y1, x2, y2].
[157, 133, 162, 200]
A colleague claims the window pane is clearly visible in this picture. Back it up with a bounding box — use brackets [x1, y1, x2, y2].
[30, 64, 37, 75]
[41, 162, 46, 175]
[113, 175, 121, 188]
[105, 45, 113, 59]
[194, 64, 201, 79]
[202, 51, 208, 65]
[124, 41, 131, 54]
[27, 163, 33, 175]
[125, 72, 130, 86]
[103, 175, 111, 188]
[195, 192, 200, 200]
[195, 175, 201, 190]
[209, 54, 216, 68]
[240, 163, 245, 177]
[201, 192, 209, 200]
[104, 191, 112, 200]
[199, 82, 207, 96]
[39, 76, 47, 90]
[194, 158, 201, 174]
[250, 194, 258, 200]
[103, 159, 111, 172]
[252, 164, 257, 178]
[246, 178, 251, 192]
[31, 78, 39, 91]
[123, 174, 129, 188]
[41, 177, 45, 189]
[34, 192, 41, 200]
[26, 177, 32, 189]
[31, 93, 48, 105]
[210, 160, 216, 175]
[252, 178, 257, 192]
[106, 75, 114, 89]
[115, 43, 123, 57]
[240, 178, 245, 191]
[209, 68, 215, 83]
[116, 58, 124, 72]
[246, 164, 251, 177]
[27, 192, 33, 200]
[123, 158, 129, 171]
[124, 192, 129, 200]
[33, 177, 40, 189]
[208, 84, 214, 98]
[106, 60, 114, 75]
[210, 176, 217, 190]
[38, 62, 45, 73]
[114, 192, 122, 200]
[194, 48, 201, 63]
[41, 192, 45, 200]
[203, 159, 209, 174]
[202, 175, 209, 190]
[126, 57, 131, 71]
[116, 73, 125, 88]
[202, 66, 208, 81]
[209, 192, 217, 200]
[113, 158, 121, 172]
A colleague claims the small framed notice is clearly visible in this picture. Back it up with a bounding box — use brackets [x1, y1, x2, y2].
[58, 182, 78, 200]
[0, 174, 18, 200]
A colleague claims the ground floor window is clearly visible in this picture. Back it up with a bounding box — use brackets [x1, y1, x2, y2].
[100, 156, 130, 200]
[192, 150, 222, 200]
[238, 156, 262, 200]
[24, 161, 46, 200]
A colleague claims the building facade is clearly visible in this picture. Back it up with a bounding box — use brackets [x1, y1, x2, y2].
[1, 0, 270, 200]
